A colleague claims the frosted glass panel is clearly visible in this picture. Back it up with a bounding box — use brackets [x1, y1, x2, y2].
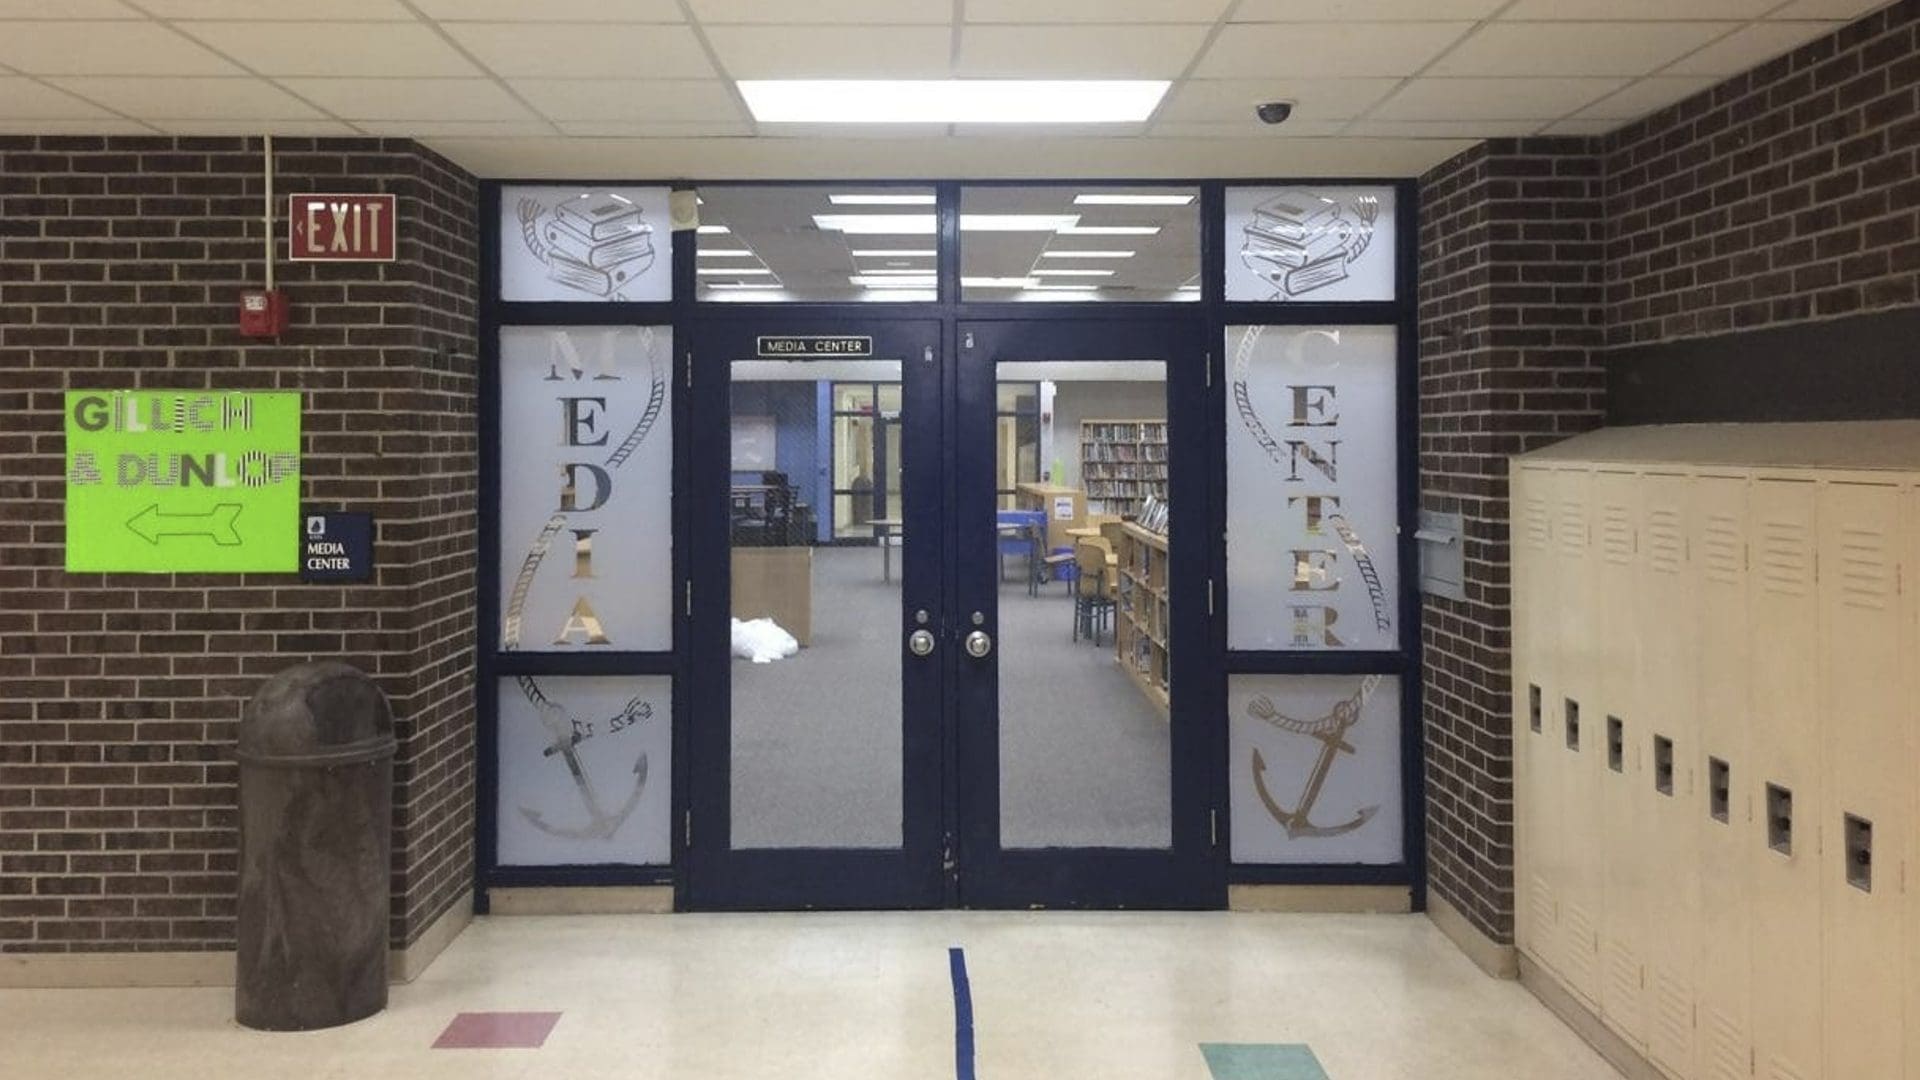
[496, 675, 672, 866]
[498, 326, 672, 652]
[1229, 674, 1401, 865]
[501, 186, 673, 302]
[1226, 325, 1397, 651]
[1224, 185, 1396, 302]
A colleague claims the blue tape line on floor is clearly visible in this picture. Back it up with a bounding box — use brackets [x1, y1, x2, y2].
[949, 947, 975, 1080]
[1200, 1043, 1329, 1080]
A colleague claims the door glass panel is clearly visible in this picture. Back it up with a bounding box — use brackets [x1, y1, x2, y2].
[496, 675, 672, 866]
[995, 360, 1171, 849]
[697, 185, 938, 302]
[500, 186, 673, 302]
[1226, 325, 1399, 651]
[1223, 185, 1397, 302]
[961, 186, 1201, 302]
[1228, 674, 1403, 864]
[729, 358, 905, 849]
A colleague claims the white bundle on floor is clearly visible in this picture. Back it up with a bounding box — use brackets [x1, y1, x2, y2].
[731, 617, 799, 664]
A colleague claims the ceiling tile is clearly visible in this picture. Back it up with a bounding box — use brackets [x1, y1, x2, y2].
[1150, 119, 1349, 137]
[1429, 21, 1740, 77]
[1767, 0, 1885, 16]
[1232, 0, 1502, 18]
[1197, 22, 1473, 78]
[178, 22, 481, 77]
[557, 119, 753, 136]
[0, 1, 137, 16]
[690, 0, 950, 22]
[0, 118, 154, 133]
[1158, 78, 1401, 123]
[1539, 117, 1622, 135]
[705, 25, 951, 78]
[965, 0, 1231, 21]
[444, 22, 715, 79]
[276, 77, 537, 121]
[1345, 118, 1546, 136]
[0, 76, 115, 118]
[512, 78, 744, 123]
[1664, 21, 1843, 75]
[356, 119, 554, 136]
[1372, 77, 1627, 121]
[1574, 75, 1718, 119]
[47, 75, 325, 119]
[0, 21, 242, 75]
[154, 118, 362, 135]
[956, 24, 1210, 78]
[1501, 0, 1778, 17]
[140, 0, 412, 17]
[413, 0, 683, 19]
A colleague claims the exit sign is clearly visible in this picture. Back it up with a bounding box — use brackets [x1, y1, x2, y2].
[289, 193, 396, 262]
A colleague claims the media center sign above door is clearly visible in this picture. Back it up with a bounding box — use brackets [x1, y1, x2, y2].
[500, 186, 673, 303]
[757, 336, 873, 358]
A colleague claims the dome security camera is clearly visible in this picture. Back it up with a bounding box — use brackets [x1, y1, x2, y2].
[1255, 101, 1295, 125]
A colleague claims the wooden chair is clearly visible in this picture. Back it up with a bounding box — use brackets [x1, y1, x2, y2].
[1072, 540, 1115, 645]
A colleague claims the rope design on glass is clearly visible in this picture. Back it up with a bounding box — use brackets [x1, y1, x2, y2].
[1246, 673, 1384, 737]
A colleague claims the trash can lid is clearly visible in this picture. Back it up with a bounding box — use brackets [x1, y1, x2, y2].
[239, 661, 396, 764]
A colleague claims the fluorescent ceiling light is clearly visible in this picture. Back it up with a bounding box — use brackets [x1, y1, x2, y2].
[814, 213, 1078, 234]
[1033, 268, 1115, 277]
[739, 80, 1168, 124]
[1073, 193, 1194, 206]
[706, 283, 784, 291]
[697, 267, 775, 276]
[696, 248, 755, 257]
[697, 224, 730, 234]
[1058, 225, 1161, 236]
[857, 268, 934, 276]
[963, 276, 1040, 288]
[1039, 250, 1134, 259]
[850, 249, 937, 257]
[830, 194, 935, 205]
[851, 275, 936, 287]
[1028, 283, 1100, 291]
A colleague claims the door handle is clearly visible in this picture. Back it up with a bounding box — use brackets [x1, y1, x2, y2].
[964, 630, 992, 659]
[908, 629, 936, 657]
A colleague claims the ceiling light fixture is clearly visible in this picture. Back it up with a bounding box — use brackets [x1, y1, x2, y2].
[697, 224, 730, 234]
[1028, 283, 1101, 291]
[1057, 225, 1161, 236]
[849, 249, 937, 257]
[960, 214, 1080, 232]
[1032, 269, 1115, 277]
[697, 267, 775, 276]
[851, 274, 936, 287]
[963, 276, 1041, 288]
[813, 213, 1078, 234]
[1038, 250, 1135, 259]
[739, 80, 1169, 124]
[830, 194, 936, 205]
[1073, 193, 1194, 206]
[696, 248, 755, 257]
[856, 268, 936, 276]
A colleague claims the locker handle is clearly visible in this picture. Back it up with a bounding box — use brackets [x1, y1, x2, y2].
[1845, 815, 1872, 892]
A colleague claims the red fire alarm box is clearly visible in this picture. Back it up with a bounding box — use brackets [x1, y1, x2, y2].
[238, 289, 289, 338]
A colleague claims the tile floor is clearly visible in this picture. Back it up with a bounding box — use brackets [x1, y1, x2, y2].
[0, 912, 1619, 1080]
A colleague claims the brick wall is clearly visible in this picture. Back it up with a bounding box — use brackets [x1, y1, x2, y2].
[1417, 0, 1920, 944]
[0, 136, 478, 953]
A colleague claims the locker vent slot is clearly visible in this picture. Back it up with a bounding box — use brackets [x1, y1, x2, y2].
[1600, 503, 1634, 564]
[1653, 735, 1674, 795]
[1651, 969, 1694, 1067]
[1607, 716, 1624, 773]
[1836, 526, 1893, 610]
[1529, 684, 1542, 733]
[1645, 507, 1684, 573]
[1702, 1008, 1748, 1080]
[1766, 784, 1792, 855]
[1701, 512, 1743, 584]
[1524, 494, 1551, 550]
[1708, 757, 1730, 823]
[1565, 699, 1581, 751]
[1844, 814, 1872, 892]
[1557, 497, 1587, 554]
[1756, 518, 1811, 597]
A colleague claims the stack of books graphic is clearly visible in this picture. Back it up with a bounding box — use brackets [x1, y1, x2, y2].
[1242, 192, 1353, 295]
[543, 196, 655, 295]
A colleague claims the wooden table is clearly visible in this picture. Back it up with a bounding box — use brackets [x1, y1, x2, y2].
[869, 518, 903, 582]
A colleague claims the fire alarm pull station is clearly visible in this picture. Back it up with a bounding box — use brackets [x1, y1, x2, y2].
[239, 289, 289, 338]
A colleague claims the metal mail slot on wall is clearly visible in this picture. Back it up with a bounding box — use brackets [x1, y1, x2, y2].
[1415, 510, 1464, 602]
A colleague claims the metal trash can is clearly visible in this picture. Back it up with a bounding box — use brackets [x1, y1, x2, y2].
[235, 661, 396, 1031]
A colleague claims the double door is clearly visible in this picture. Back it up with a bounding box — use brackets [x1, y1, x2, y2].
[686, 316, 1219, 909]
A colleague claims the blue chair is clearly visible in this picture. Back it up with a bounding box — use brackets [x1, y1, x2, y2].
[994, 509, 1047, 594]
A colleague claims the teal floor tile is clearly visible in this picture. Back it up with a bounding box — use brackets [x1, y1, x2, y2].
[1199, 1043, 1329, 1080]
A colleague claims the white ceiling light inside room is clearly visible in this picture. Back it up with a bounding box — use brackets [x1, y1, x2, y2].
[1073, 193, 1196, 206]
[739, 80, 1170, 124]
[812, 213, 1080, 234]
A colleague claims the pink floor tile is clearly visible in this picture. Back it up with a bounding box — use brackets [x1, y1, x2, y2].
[431, 1011, 563, 1049]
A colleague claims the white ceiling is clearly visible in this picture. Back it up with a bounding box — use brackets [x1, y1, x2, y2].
[0, 0, 1886, 178]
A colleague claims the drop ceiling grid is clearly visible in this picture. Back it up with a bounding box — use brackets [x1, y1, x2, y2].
[0, 0, 1885, 172]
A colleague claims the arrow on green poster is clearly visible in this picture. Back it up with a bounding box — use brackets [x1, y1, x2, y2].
[125, 503, 244, 546]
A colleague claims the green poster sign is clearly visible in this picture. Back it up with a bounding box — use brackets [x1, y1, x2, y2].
[64, 391, 301, 573]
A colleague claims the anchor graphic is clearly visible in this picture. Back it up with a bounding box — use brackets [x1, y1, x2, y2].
[517, 688, 648, 841]
[1246, 676, 1382, 840]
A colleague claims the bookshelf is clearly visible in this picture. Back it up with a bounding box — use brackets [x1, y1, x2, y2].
[1114, 522, 1170, 717]
[1079, 419, 1168, 517]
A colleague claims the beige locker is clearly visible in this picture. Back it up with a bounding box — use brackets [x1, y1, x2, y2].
[1594, 468, 1650, 1049]
[1550, 466, 1603, 1005]
[1817, 478, 1909, 1080]
[1511, 464, 1559, 969]
[1638, 470, 1700, 1080]
[1748, 474, 1824, 1080]
[1691, 471, 1754, 1080]
[1908, 481, 1920, 1080]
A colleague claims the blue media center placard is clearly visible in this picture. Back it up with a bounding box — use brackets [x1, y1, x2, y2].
[300, 510, 373, 582]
